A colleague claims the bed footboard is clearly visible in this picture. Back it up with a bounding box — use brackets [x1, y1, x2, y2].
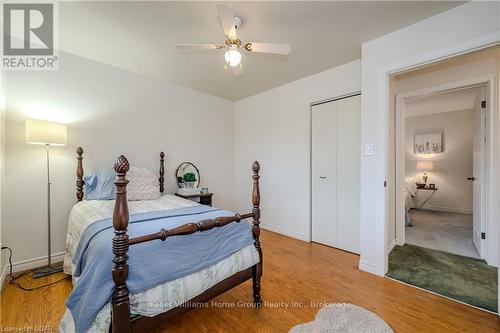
[110, 155, 262, 333]
[111, 156, 132, 333]
[251, 161, 263, 306]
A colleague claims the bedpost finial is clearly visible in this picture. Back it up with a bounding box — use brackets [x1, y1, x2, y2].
[252, 161, 260, 174]
[77, 146, 83, 155]
[114, 155, 130, 174]
[160, 151, 165, 159]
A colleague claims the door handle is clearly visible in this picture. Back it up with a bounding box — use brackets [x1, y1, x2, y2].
[319, 176, 327, 179]
[467, 177, 476, 182]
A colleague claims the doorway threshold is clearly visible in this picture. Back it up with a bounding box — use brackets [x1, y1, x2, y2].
[386, 244, 497, 312]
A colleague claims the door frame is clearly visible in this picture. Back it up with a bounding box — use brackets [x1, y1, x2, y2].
[309, 91, 361, 243]
[395, 74, 497, 266]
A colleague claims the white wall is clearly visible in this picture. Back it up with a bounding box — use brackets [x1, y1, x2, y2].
[406, 109, 474, 214]
[2, 52, 234, 270]
[0, 71, 6, 289]
[360, 1, 500, 275]
[233, 60, 361, 241]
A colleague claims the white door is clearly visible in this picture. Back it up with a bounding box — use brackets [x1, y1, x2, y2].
[312, 101, 338, 248]
[472, 87, 486, 258]
[312, 95, 361, 253]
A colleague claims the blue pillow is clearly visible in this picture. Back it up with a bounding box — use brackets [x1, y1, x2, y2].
[85, 169, 116, 200]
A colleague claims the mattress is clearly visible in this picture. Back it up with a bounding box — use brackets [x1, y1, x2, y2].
[64, 194, 198, 276]
[60, 194, 259, 332]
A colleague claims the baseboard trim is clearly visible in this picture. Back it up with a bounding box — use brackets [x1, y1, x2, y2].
[387, 239, 397, 254]
[359, 260, 380, 275]
[0, 263, 8, 293]
[410, 205, 472, 215]
[3, 252, 65, 275]
[260, 223, 308, 241]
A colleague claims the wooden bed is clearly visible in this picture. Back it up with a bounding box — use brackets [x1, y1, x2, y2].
[75, 147, 263, 333]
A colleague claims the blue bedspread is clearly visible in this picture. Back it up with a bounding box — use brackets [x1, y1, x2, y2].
[66, 205, 254, 333]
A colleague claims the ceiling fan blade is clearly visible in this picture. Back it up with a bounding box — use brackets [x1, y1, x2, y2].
[244, 42, 291, 55]
[231, 65, 244, 76]
[216, 4, 237, 38]
[176, 44, 221, 50]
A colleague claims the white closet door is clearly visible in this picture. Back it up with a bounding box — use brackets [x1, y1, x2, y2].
[336, 96, 360, 253]
[311, 95, 360, 254]
[311, 101, 337, 247]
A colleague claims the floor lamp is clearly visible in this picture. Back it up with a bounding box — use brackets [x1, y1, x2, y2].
[26, 119, 67, 278]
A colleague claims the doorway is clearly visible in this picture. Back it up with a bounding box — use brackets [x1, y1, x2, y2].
[395, 80, 494, 263]
[401, 86, 485, 259]
[388, 47, 499, 312]
[310, 93, 361, 254]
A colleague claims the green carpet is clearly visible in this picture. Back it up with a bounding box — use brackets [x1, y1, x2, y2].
[387, 244, 498, 312]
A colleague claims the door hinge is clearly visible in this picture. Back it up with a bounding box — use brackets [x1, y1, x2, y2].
[384, 181, 387, 188]
[481, 232, 486, 240]
[481, 100, 486, 108]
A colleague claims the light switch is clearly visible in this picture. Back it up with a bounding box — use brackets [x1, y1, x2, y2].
[365, 144, 374, 155]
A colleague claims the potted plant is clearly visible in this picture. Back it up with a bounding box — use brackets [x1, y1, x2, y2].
[182, 172, 197, 189]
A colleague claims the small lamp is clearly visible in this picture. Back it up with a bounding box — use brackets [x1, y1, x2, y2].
[26, 119, 67, 278]
[416, 160, 434, 184]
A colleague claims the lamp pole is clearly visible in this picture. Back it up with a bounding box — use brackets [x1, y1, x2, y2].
[26, 119, 67, 278]
[46, 144, 52, 268]
[33, 144, 63, 278]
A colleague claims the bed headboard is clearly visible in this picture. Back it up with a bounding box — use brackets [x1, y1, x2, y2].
[75, 147, 166, 202]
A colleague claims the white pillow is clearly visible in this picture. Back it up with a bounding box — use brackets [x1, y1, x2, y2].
[127, 167, 160, 201]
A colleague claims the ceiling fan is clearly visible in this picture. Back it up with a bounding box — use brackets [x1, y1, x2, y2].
[176, 4, 291, 75]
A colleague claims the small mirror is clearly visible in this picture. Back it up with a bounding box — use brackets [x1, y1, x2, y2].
[176, 162, 200, 189]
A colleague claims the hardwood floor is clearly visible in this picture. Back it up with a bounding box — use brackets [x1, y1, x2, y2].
[1, 230, 499, 332]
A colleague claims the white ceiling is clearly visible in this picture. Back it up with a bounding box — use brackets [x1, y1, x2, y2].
[59, 1, 463, 101]
[405, 87, 481, 118]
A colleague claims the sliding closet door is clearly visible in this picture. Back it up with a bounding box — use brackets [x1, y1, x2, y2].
[335, 96, 360, 253]
[311, 95, 360, 254]
[311, 101, 338, 247]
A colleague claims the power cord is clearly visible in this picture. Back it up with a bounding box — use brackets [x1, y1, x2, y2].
[1, 246, 70, 291]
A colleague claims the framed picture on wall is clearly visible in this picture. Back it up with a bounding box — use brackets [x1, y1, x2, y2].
[414, 133, 442, 154]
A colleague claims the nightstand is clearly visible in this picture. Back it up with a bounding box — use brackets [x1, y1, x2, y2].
[414, 187, 438, 209]
[175, 192, 213, 206]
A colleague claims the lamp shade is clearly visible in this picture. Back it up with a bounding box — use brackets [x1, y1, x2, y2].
[416, 160, 434, 171]
[26, 119, 67, 146]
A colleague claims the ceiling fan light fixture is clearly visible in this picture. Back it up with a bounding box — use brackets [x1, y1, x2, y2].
[176, 4, 291, 75]
[224, 48, 241, 67]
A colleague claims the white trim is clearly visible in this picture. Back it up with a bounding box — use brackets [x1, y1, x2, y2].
[387, 239, 397, 254]
[0, 252, 65, 294]
[260, 223, 308, 242]
[0, 263, 8, 292]
[373, 32, 500, 278]
[395, 93, 406, 246]
[359, 260, 379, 275]
[4, 252, 65, 275]
[384, 31, 500, 77]
[490, 62, 500, 268]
